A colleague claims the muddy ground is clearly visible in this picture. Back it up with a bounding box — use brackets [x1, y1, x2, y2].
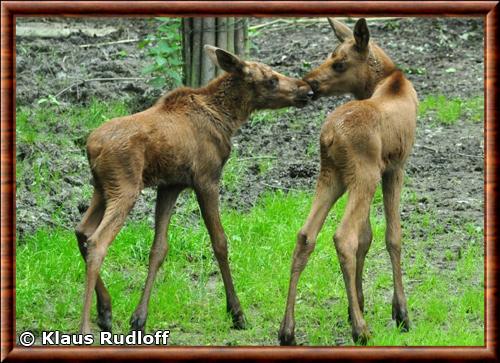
[15, 17, 484, 239]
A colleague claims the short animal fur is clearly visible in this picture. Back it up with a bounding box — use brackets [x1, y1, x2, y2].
[75, 45, 312, 334]
[279, 18, 418, 345]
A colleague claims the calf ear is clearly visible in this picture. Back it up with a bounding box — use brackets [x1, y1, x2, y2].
[204, 45, 244, 74]
[353, 18, 370, 52]
[328, 18, 353, 42]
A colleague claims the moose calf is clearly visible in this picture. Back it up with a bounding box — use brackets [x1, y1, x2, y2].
[76, 45, 312, 334]
[279, 18, 418, 345]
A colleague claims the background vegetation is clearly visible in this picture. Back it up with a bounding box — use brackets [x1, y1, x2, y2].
[15, 17, 484, 346]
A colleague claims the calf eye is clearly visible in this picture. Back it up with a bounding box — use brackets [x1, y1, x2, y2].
[266, 77, 279, 89]
[332, 62, 346, 73]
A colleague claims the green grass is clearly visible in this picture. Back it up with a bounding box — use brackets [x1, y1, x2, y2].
[249, 108, 290, 126]
[222, 152, 275, 193]
[221, 151, 248, 193]
[16, 100, 131, 223]
[16, 190, 484, 346]
[16, 99, 130, 145]
[419, 95, 484, 126]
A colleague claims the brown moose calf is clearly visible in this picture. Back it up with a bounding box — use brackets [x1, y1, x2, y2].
[279, 18, 418, 345]
[75, 45, 313, 335]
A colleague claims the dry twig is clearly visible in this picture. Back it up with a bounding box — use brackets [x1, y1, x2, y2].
[55, 77, 145, 98]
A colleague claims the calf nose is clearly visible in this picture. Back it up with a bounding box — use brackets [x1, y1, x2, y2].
[306, 80, 320, 93]
[307, 90, 315, 98]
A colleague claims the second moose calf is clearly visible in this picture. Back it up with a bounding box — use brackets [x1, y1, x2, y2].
[76, 45, 312, 335]
[279, 18, 418, 345]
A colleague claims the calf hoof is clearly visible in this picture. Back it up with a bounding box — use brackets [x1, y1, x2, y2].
[97, 310, 112, 332]
[129, 311, 147, 332]
[80, 324, 93, 336]
[392, 305, 410, 332]
[97, 314, 111, 333]
[278, 328, 297, 346]
[352, 326, 371, 345]
[231, 311, 247, 330]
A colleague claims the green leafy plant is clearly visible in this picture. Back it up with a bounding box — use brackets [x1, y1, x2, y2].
[403, 66, 427, 75]
[37, 95, 60, 107]
[383, 19, 401, 30]
[139, 18, 183, 89]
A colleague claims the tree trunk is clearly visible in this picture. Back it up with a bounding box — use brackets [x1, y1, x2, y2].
[190, 18, 202, 88]
[243, 18, 249, 55]
[181, 18, 192, 86]
[226, 18, 235, 54]
[234, 18, 246, 56]
[216, 18, 228, 76]
[182, 17, 248, 87]
[200, 18, 216, 86]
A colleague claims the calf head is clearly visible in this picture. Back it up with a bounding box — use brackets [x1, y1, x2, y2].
[303, 18, 382, 100]
[205, 45, 313, 109]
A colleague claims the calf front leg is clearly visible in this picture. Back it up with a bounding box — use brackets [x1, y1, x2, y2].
[195, 183, 245, 329]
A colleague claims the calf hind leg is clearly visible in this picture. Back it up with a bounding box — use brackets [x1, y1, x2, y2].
[382, 168, 410, 331]
[80, 190, 138, 335]
[348, 216, 372, 322]
[195, 183, 246, 329]
[75, 189, 113, 332]
[334, 178, 377, 345]
[130, 186, 182, 332]
[279, 167, 345, 346]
